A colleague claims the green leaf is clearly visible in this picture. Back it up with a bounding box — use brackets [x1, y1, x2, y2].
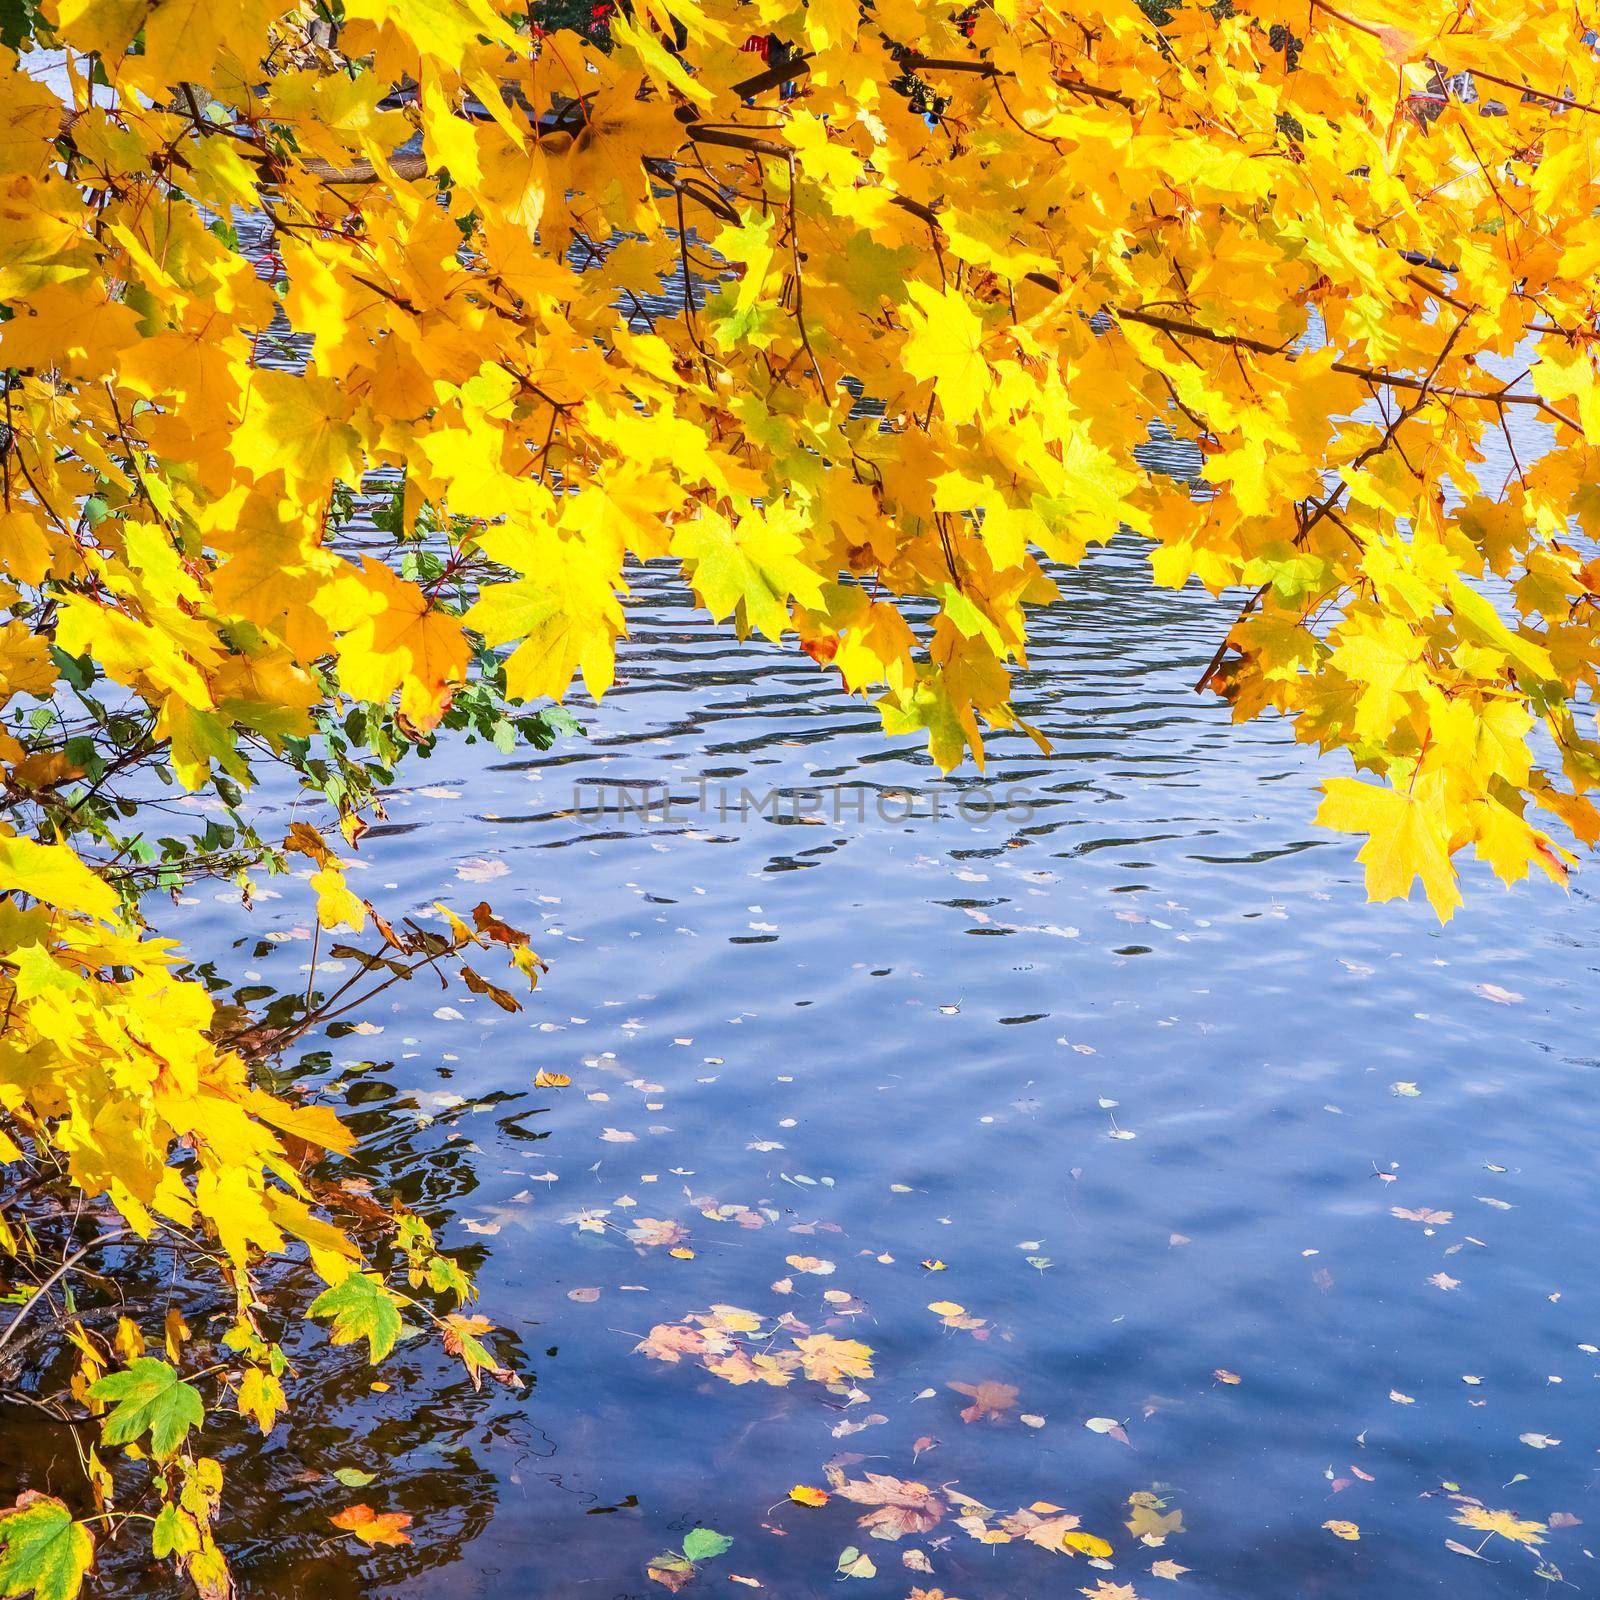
[682, 1528, 733, 1563]
[150, 1503, 198, 1561]
[0, 1494, 95, 1600]
[308, 1273, 403, 1362]
[332, 1468, 376, 1488]
[89, 1357, 204, 1458]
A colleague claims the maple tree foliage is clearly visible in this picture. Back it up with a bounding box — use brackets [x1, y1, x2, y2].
[2, 0, 1600, 1588]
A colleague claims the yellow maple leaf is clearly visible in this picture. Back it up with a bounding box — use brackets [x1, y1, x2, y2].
[318, 558, 469, 729]
[1316, 774, 1462, 921]
[900, 282, 993, 427]
[1452, 1506, 1545, 1546]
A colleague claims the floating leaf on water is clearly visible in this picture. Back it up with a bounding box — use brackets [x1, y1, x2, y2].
[455, 856, 509, 882]
[793, 1334, 875, 1384]
[1126, 1491, 1183, 1545]
[836, 1546, 877, 1579]
[329, 1505, 413, 1546]
[1322, 1520, 1360, 1542]
[682, 1528, 733, 1562]
[950, 1381, 1019, 1424]
[1454, 1507, 1545, 1545]
[828, 1472, 945, 1541]
[647, 1552, 695, 1591]
[1085, 1416, 1130, 1445]
[785, 1255, 835, 1275]
[1472, 983, 1523, 1004]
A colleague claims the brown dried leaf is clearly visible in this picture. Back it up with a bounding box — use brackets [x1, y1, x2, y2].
[948, 1380, 1018, 1424]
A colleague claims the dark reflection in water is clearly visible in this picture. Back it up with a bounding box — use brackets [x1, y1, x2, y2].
[58, 424, 1600, 1598]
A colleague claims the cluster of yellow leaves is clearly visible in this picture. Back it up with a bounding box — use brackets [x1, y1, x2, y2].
[941, 1486, 1114, 1559]
[635, 1304, 875, 1386]
[0, 831, 371, 1596]
[0, 832, 357, 1272]
[0, 822, 527, 1594]
[0, 0, 1594, 933]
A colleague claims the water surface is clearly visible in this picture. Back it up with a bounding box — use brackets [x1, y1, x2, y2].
[163, 516, 1600, 1599]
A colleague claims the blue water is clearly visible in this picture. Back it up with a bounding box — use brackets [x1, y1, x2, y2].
[156, 527, 1600, 1599]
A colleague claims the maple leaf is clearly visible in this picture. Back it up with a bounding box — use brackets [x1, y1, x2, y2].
[0, 1494, 95, 1600]
[901, 282, 993, 426]
[628, 1218, 691, 1247]
[829, 1473, 946, 1540]
[671, 507, 826, 643]
[703, 1350, 796, 1387]
[465, 525, 624, 703]
[792, 1333, 875, 1383]
[318, 558, 469, 730]
[1453, 1507, 1545, 1546]
[236, 1367, 286, 1434]
[0, 836, 119, 922]
[308, 1273, 404, 1363]
[1150, 1559, 1189, 1580]
[329, 1504, 413, 1546]
[998, 1505, 1110, 1558]
[1316, 776, 1462, 922]
[634, 1324, 710, 1364]
[949, 1380, 1019, 1423]
[441, 1314, 520, 1391]
[90, 1358, 205, 1459]
[231, 369, 362, 493]
[1125, 1493, 1184, 1546]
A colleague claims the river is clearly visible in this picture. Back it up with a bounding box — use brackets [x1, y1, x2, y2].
[140, 407, 1600, 1597]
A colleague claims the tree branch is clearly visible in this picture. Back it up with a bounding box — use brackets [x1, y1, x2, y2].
[0, 1229, 131, 1359]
